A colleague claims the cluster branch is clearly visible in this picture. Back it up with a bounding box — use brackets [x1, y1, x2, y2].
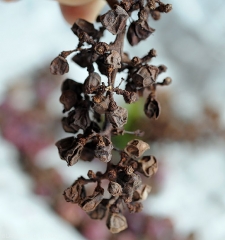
[50, 0, 172, 234]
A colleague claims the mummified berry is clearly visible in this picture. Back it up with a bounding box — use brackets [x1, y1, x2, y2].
[127, 20, 155, 46]
[94, 136, 113, 162]
[126, 202, 143, 213]
[133, 184, 151, 201]
[71, 19, 99, 39]
[100, 5, 129, 35]
[84, 72, 101, 94]
[80, 185, 104, 212]
[92, 95, 110, 114]
[50, 56, 69, 75]
[55, 137, 84, 166]
[106, 213, 128, 234]
[59, 90, 77, 112]
[106, 106, 128, 128]
[89, 202, 107, 220]
[63, 180, 86, 203]
[132, 65, 159, 88]
[144, 94, 160, 119]
[108, 181, 123, 196]
[138, 155, 158, 177]
[124, 139, 150, 159]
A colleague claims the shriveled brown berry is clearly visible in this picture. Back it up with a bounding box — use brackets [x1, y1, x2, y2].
[63, 180, 85, 203]
[144, 94, 160, 119]
[84, 72, 101, 94]
[127, 20, 155, 46]
[50, 56, 69, 75]
[92, 95, 110, 114]
[95, 136, 113, 163]
[61, 115, 79, 133]
[59, 90, 77, 112]
[70, 106, 91, 131]
[71, 19, 98, 38]
[106, 213, 128, 234]
[132, 65, 159, 88]
[108, 181, 122, 196]
[72, 49, 93, 71]
[122, 184, 134, 203]
[156, 3, 172, 13]
[100, 5, 129, 35]
[106, 106, 128, 128]
[133, 184, 151, 201]
[126, 202, 143, 213]
[80, 185, 104, 212]
[55, 137, 84, 166]
[138, 155, 158, 177]
[89, 203, 107, 220]
[124, 139, 150, 159]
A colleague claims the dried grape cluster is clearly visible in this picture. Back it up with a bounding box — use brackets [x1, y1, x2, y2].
[50, 0, 172, 234]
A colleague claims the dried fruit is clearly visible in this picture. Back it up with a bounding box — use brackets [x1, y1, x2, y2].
[50, 0, 172, 234]
[108, 181, 122, 196]
[50, 56, 69, 75]
[138, 155, 158, 177]
[127, 20, 155, 46]
[124, 139, 150, 159]
[144, 94, 160, 119]
[100, 5, 129, 35]
[106, 213, 128, 234]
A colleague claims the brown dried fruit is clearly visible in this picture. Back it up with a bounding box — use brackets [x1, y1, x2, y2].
[62, 115, 79, 133]
[55, 137, 84, 166]
[133, 184, 151, 201]
[80, 185, 104, 212]
[126, 202, 143, 213]
[50, 56, 69, 75]
[63, 180, 85, 203]
[108, 181, 122, 196]
[127, 20, 155, 46]
[107, 213, 128, 234]
[59, 90, 77, 112]
[124, 139, 150, 159]
[89, 202, 107, 220]
[71, 19, 98, 38]
[138, 155, 158, 177]
[95, 136, 113, 162]
[84, 72, 101, 94]
[100, 5, 129, 35]
[132, 65, 159, 88]
[144, 94, 160, 119]
[106, 106, 128, 128]
[92, 95, 110, 114]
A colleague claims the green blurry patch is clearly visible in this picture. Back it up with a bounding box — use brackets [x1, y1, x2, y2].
[112, 98, 145, 149]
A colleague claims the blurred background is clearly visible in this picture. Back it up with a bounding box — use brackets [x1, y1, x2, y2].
[0, 0, 225, 240]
